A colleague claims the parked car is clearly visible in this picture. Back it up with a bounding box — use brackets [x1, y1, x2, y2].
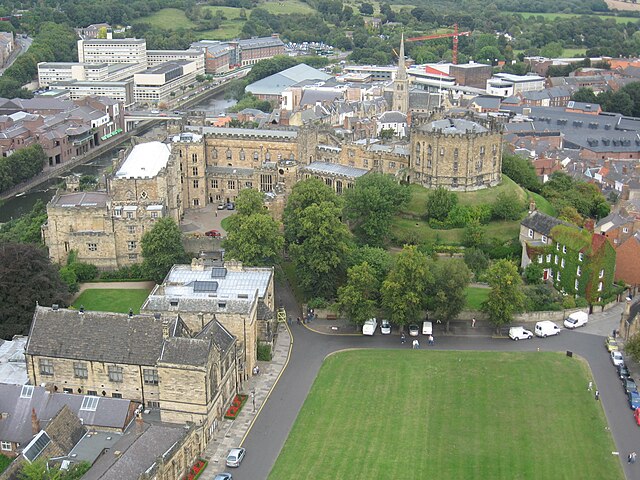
[422, 321, 433, 335]
[618, 364, 631, 380]
[226, 448, 246, 468]
[611, 350, 625, 367]
[205, 229, 221, 237]
[362, 318, 377, 336]
[227, 202, 235, 210]
[634, 407, 640, 426]
[623, 378, 638, 395]
[509, 326, 533, 341]
[605, 336, 619, 352]
[214, 474, 233, 480]
[217, 203, 227, 210]
[629, 391, 640, 410]
[534, 321, 561, 338]
[563, 311, 588, 329]
[380, 319, 391, 335]
[408, 324, 419, 337]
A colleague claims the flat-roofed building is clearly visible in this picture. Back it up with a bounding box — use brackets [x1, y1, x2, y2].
[77, 38, 147, 67]
[49, 80, 134, 107]
[38, 62, 109, 88]
[147, 49, 205, 74]
[133, 60, 199, 105]
[487, 73, 545, 97]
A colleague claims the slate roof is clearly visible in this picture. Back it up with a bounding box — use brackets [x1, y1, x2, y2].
[158, 337, 210, 366]
[246, 64, 330, 96]
[521, 210, 571, 236]
[379, 110, 407, 123]
[302, 161, 369, 178]
[256, 300, 274, 321]
[50, 191, 109, 208]
[418, 118, 488, 134]
[471, 95, 501, 110]
[0, 384, 135, 445]
[26, 307, 179, 366]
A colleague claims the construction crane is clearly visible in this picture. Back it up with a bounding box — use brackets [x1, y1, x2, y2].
[406, 24, 471, 65]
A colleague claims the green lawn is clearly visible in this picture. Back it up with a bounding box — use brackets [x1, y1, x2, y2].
[260, 0, 316, 14]
[527, 190, 557, 216]
[202, 6, 244, 19]
[563, 48, 587, 57]
[139, 7, 244, 40]
[72, 289, 151, 314]
[0, 454, 11, 474]
[465, 285, 490, 310]
[269, 350, 623, 480]
[140, 8, 197, 29]
[514, 11, 639, 23]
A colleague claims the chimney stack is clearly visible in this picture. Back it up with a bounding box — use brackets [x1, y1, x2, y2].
[584, 218, 595, 232]
[31, 408, 40, 435]
[529, 201, 537, 213]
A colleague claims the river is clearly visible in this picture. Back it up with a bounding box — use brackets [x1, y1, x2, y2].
[0, 93, 236, 223]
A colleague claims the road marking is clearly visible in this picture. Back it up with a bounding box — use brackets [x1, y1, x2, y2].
[239, 321, 293, 447]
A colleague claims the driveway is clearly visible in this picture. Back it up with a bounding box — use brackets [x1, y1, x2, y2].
[231, 293, 637, 480]
[180, 203, 235, 235]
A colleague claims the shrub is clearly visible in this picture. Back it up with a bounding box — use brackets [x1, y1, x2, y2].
[464, 247, 490, 278]
[562, 296, 577, 309]
[70, 262, 99, 283]
[523, 263, 543, 285]
[99, 264, 148, 280]
[307, 297, 329, 309]
[524, 284, 562, 311]
[257, 342, 272, 361]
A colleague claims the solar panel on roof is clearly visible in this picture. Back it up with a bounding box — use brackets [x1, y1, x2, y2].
[211, 267, 227, 278]
[193, 281, 218, 292]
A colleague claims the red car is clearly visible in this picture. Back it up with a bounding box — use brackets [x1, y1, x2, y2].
[205, 229, 221, 238]
[635, 407, 640, 426]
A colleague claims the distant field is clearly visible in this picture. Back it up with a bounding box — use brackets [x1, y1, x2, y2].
[607, 0, 640, 11]
[141, 8, 196, 29]
[563, 48, 587, 57]
[260, 0, 316, 15]
[72, 289, 151, 314]
[269, 350, 623, 480]
[514, 11, 638, 23]
[202, 6, 244, 19]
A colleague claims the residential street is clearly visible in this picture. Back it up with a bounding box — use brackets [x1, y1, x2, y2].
[217, 283, 636, 480]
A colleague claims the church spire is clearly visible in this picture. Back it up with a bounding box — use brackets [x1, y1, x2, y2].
[392, 33, 409, 114]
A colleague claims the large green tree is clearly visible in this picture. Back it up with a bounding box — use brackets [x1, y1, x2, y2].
[428, 259, 471, 332]
[424, 187, 457, 222]
[481, 259, 525, 333]
[347, 245, 392, 289]
[501, 153, 542, 192]
[0, 200, 47, 244]
[381, 245, 433, 329]
[344, 173, 409, 247]
[337, 262, 378, 326]
[290, 201, 353, 298]
[283, 178, 341, 245]
[141, 217, 188, 283]
[224, 213, 283, 266]
[0, 243, 70, 339]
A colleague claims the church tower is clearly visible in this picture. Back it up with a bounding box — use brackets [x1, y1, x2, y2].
[391, 34, 409, 114]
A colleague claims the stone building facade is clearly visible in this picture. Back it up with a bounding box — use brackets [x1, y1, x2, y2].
[142, 258, 276, 384]
[410, 117, 502, 191]
[44, 140, 182, 268]
[25, 306, 237, 442]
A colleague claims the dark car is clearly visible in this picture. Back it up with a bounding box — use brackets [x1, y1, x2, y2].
[227, 202, 235, 210]
[205, 229, 221, 238]
[618, 364, 631, 380]
[624, 378, 638, 395]
[629, 391, 640, 410]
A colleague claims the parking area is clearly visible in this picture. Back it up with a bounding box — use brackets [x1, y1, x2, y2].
[180, 203, 235, 237]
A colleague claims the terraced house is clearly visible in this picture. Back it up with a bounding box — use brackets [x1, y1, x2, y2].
[520, 209, 617, 304]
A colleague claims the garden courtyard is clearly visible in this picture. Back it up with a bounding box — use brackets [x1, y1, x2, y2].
[268, 350, 623, 480]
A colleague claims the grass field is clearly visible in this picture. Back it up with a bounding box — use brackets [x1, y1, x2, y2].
[141, 8, 196, 29]
[465, 285, 490, 310]
[260, 0, 316, 15]
[268, 350, 623, 480]
[514, 11, 638, 23]
[0, 455, 11, 474]
[139, 7, 244, 40]
[72, 289, 151, 314]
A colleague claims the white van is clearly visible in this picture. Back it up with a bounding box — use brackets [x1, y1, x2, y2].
[534, 321, 561, 338]
[509, 326, 533, 341]
[563, 311, 588, 329]
[422, 321, 433, 335]
[362, 318, 377, 336]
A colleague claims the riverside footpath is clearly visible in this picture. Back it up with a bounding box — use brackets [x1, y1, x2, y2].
[199, 322, 292, 479]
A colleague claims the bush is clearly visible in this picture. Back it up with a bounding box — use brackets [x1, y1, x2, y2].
[99, 264, 148, 280]
[524, 284, 562, 311]
[307, 297, 329, 309]
[257, 342, 272, 361]
[464, 247, 490, 278]
[491, 192, 524, 221]
[523, 263, 543, 285]
[562, 296, 577, 309]
[59, 266, 78, 293]
[70, 263, 99, 283]
[576, 297, 589, 308]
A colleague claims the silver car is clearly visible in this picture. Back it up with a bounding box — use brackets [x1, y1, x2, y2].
[380, 319, 391, 335]
[226, 448, 245, 468]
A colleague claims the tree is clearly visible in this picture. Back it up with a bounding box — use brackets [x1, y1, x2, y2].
[464, 247, 489, 279]
[344, 173, 409, 247]
[501, 153, 542, 192]
[491, 192, 524, 221]
[425, 187, 457, 222]
[141, 217, 188, 283]
[463, 219, 485, 248]
[337, 262, 378, 325]
[523, 263, 543, 285]
[224, 213, 283, 266]
[235, 188, 265, 216]
[481, 259, 525, 333]
[540, 41, 563, 58]
[290, 201, 353, 298]
[347, 245, 391, 288]
[558, 205, 584, 226]
[624, 333, 640, 364]
[359, 2, 374, 14]
[284, 178, 341, 245]
[19, 458, 90, 479]
[428, 259, 471, 332]
[0, 200, 47, 244]
[381, 245, 433, 329]
[0, 243, 70, 339]
[572, 87, 598, 104]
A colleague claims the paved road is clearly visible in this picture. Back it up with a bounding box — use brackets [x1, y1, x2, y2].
[231, 292, 637, 480]
[0, 36, 32, 76]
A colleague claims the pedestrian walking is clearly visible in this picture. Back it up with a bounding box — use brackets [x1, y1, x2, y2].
[629, 453, 632, 464]
[428, 335, 434, 346]
[472, 317, 476, 328]
[588, 381, 593, 391]
[251, 390, 256, 412]
[401, 332, 406, 344]
[296, 316, 301, 325]
[412, 339, 419, 349]
[288, 316, 292, 326]
[631, 452, 637, 464]
[595, 390, 600, 400]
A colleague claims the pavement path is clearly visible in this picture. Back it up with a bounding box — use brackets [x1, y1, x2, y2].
[199, 280, 637, 480]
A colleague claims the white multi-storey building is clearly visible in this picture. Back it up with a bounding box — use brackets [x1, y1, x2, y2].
[133, 60, 200, 104]
[37, 62, 109, 88]
[147, 49, 205, 73]
[78, 38, 148, 67]
[49, 80, 134, 107]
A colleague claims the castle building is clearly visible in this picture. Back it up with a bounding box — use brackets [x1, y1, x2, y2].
[43, 141, 182, 268]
